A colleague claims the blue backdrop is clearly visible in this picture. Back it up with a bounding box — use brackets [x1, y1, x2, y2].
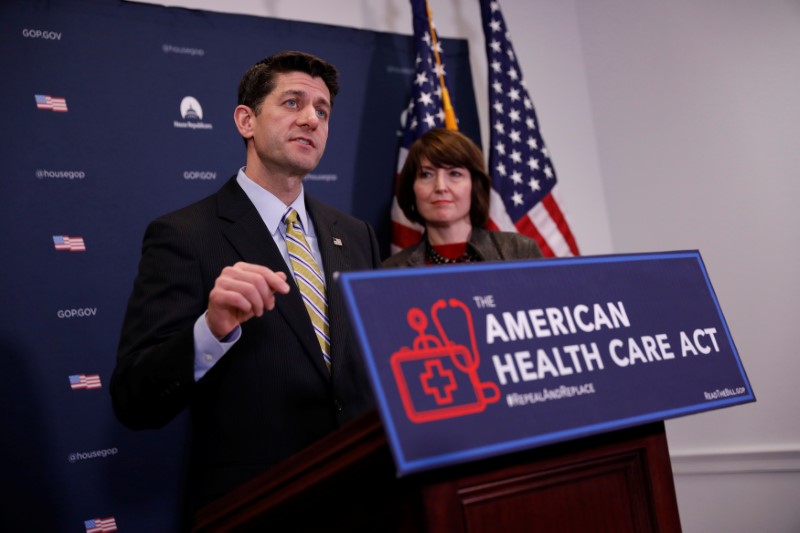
[0, 0, 480, 530]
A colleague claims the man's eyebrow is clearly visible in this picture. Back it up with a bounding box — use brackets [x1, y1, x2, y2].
[277, 89, 304, 101]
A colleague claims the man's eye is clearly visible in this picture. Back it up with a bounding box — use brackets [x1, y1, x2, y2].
[286, 99, 297, 108]
[316, 109, 328, 119]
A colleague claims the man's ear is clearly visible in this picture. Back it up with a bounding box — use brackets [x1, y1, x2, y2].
[233, 105, 254, 139]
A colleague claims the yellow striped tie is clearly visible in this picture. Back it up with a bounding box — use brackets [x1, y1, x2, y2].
[283, 208, 331, 372]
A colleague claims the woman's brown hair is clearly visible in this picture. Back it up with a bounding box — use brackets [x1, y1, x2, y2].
[396, 128, 491, 228]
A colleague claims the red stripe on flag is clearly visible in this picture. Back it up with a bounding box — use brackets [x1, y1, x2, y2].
[515, 216, 554, 257]
[541, 193, 580, 256]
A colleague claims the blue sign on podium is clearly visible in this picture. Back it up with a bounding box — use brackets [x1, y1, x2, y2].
[338, 250, 755, 476]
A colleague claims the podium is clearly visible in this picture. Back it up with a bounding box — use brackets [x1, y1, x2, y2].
[194, 252, 760, 531]
[193, 409, 681, 532]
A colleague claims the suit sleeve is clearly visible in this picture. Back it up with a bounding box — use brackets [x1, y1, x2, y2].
[111, 216, 207, 430]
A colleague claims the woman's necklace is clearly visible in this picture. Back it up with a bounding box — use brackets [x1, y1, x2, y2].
[424, 239, 481, 264]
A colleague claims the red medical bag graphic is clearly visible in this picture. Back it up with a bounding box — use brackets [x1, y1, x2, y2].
[390, 298, 500, 423]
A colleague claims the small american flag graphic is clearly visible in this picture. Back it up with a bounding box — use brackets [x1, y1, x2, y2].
[35, 94, 68, 112]
[84, 517, 117, 533]
[69, 374, 102, 390]
[53, 235, 86, 252]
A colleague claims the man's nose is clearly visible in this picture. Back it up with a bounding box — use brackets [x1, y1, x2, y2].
[298, 106, 320, 129]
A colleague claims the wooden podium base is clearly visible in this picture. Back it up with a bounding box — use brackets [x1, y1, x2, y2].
[194, 410, 681, 532]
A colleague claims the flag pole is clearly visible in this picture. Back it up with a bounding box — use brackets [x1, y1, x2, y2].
[425, 1, 458, 130]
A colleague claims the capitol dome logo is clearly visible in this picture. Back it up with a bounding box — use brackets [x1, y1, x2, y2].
[180, 96, 203, 120]
[174, 96, 213, 130]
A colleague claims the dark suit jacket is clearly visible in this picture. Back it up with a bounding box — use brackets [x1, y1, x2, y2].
[111, 176, 381, 508]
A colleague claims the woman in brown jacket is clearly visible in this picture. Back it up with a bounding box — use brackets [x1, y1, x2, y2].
[384, 128, 542, 268]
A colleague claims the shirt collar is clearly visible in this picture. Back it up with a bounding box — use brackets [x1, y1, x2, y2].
[236, 168, 311, 235]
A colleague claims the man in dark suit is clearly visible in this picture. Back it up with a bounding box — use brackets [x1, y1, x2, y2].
[110, 51, 381, 513]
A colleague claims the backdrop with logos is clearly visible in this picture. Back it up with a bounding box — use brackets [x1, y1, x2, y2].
[0, 0, 480, 530]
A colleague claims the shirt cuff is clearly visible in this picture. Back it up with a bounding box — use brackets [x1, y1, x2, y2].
[193, 313, 241, 381]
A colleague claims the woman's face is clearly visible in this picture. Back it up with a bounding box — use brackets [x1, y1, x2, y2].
[413, 158, 472, 229]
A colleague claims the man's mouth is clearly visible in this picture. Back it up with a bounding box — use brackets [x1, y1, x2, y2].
[292, 137, 314, 148]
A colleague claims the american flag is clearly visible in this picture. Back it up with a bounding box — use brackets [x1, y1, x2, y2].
[390, 0, 458, 254]
[69, 374, 102, 390]
[479, 0, 579, 257]
[35, 94, 68, 112]
[84, 517, 117, 533]
[53, 235, 86, 252]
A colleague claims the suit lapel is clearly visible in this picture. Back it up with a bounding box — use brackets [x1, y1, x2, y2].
[307, 196, 350, 281]
[215, 178, 329, 380]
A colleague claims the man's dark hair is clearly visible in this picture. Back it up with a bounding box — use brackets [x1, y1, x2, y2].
[237, 50, 340, 114]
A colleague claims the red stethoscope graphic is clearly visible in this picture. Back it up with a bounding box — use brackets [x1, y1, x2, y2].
[390, 298, 501, 423]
